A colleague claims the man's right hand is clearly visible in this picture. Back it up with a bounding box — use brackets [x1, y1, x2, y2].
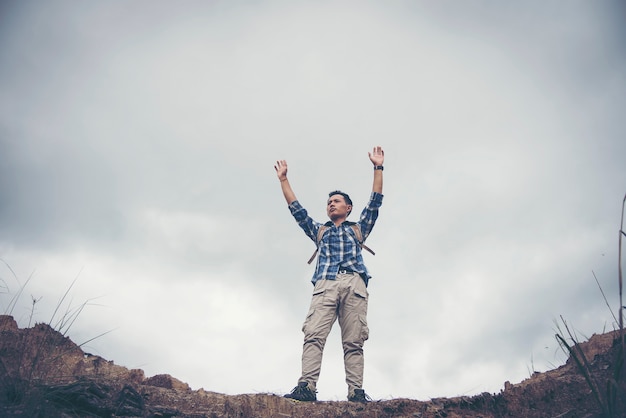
[275, 160, 297, 204]
[274, 160, 288, 181]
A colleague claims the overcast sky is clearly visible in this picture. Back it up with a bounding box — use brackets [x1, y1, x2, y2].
[1, 0, 625, 401]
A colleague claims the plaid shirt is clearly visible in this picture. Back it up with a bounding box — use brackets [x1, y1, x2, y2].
[288, 192, 383, 285]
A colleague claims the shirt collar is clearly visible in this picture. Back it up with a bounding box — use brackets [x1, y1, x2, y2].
[324, 220, 356, 227]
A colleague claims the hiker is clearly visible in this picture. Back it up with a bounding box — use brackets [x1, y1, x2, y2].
[274, 146, 384, 403]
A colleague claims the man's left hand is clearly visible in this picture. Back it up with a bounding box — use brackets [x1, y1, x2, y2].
[368, 146, 384, 166]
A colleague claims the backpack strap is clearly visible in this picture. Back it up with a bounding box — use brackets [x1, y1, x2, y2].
[350, 224, 376, 256]
[306, 224, 375, 264]
[307, 225, 329, 264]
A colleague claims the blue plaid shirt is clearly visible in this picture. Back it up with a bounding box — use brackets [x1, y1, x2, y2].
[288, 192, 383, 285]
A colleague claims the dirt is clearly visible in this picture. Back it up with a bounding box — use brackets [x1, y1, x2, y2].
[1, 314, 625, 417]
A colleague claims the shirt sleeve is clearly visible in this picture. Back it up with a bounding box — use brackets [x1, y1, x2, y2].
[358, 192, 383, 241]
[288, 200, 320, 243]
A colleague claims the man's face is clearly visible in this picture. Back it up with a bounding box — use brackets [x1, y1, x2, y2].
[327, 194, 352, 220]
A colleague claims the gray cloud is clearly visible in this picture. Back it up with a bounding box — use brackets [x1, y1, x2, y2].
[1, 0, 624, 401]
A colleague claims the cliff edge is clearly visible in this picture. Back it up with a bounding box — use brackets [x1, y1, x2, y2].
[1, 315, 624, 417]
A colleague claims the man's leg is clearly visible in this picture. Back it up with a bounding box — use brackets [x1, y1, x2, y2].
[337, 273, 369, 396]
[299, 279, 339, 390]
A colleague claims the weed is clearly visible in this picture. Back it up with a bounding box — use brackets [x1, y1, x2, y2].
[0, 264, 110, 414]
[554, 193, 626, 417]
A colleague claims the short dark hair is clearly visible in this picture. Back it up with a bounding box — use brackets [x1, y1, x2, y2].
[328, 190, 352, 206]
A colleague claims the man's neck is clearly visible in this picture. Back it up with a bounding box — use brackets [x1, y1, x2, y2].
[331, 216, 347, 227]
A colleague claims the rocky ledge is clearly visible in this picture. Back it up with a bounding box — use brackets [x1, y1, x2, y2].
[1, 315, 624, 417]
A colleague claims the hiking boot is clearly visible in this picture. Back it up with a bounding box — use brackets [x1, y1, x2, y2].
[348, 388, 371, 403]
[284, 382, 317, 402]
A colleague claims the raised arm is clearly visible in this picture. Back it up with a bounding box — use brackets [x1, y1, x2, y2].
[274, 159, 297, 204]
[368, 146, 384, 194]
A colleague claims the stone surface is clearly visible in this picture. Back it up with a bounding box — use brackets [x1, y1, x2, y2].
[0, 316, 624, 417]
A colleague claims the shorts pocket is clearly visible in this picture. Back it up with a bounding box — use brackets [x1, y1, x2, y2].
[302, 308, 315, 334]
[302, 288, 326, 333]
[359, 314, 369, 342]
[312, 288, 325, 297]
[353, 287, 368, 300]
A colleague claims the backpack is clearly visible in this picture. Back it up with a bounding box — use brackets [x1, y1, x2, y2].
[307, 223, 376, 264]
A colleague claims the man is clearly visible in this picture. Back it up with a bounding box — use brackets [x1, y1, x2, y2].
[274, 146, 384, 403]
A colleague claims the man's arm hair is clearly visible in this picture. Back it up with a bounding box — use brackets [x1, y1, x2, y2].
[280, 177, 297, 205]
[372, 168, 383, 194]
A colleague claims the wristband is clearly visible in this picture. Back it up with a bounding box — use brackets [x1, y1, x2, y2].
[374, 165, 384, 171]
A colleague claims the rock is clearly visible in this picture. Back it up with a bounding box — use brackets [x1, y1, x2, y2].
[0, 315, 624, 417]
[0, 315, 17, 331]
[144, 374, 191, 391]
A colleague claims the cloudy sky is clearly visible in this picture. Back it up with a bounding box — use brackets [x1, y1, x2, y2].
[1, 0, 625, 402]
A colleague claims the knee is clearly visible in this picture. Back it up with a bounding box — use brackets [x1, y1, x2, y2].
[342, 340, 364, 354]
[304, 335, 327, 350]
